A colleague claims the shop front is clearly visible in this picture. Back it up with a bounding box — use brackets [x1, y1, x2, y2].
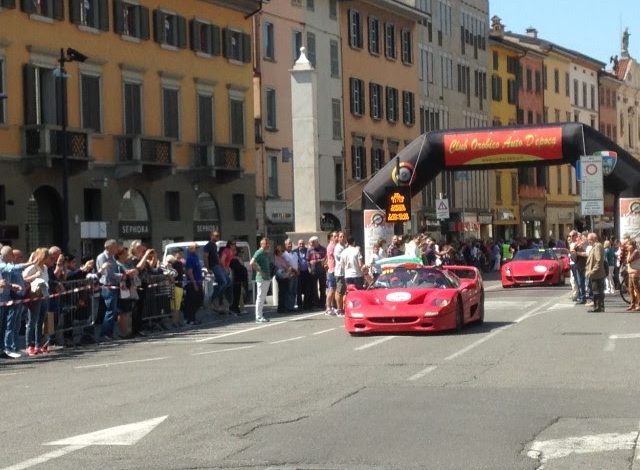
[520, 200, 546, 240]
[493, 208, 519, 241]
[546, 205, 575, 242]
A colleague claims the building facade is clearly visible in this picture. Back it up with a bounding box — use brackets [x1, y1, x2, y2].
[254, 0, 345, 244]
[417, 0, 491, 241]
[0, 0, 260, 255]
[339, 0, 421, 240]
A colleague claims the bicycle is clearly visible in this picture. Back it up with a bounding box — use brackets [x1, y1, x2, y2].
[619, 267, 630, 304]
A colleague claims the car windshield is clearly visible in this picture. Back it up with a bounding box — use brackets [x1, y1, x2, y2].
[513, 248, 557, 261]
[373, 266, 454, 289]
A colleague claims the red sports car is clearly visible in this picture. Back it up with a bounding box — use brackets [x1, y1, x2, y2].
[501, 248, 566, 288]
[344, 263, 484, 335]
[552, 248, 571, 277]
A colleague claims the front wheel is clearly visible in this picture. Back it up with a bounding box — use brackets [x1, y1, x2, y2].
[620, 281, 630, 304]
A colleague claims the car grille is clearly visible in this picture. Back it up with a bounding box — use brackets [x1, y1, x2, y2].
[369, 317, 419, 324]
[513, 275, 544, 282]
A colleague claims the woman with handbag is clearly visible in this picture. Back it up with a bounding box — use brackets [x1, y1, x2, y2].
[625, 240, 640, 311]
[22, 247, 49, 356]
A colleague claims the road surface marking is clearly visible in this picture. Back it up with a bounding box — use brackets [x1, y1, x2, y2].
[445, 296, 561, 362]
[407, 365, 438, 381]
[604, 337, 616, 352]
[269, 336, 306, 344]
[1, 416, 167, 470]
[196, 312, 324, 343]
[547, 302, 578, 311]
[484, 300, 535, 308]
[354, 336, 394, 351]
[312, 328, 337, 335]
[0, 372, 20, 377]
[74, 356, 169, 369]
[191, 345, 255, 356]
[610, 333, 640, 340]
[526, 431, 638, 464]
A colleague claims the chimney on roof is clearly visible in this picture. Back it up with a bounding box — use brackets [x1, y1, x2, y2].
[526, 27, 538, 38]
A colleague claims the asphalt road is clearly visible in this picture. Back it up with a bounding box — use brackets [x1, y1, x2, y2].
[3, 277, 640, 470]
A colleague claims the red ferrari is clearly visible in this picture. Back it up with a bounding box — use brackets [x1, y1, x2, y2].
[344, 263, 484, 335]
[501, 248, 566, 288]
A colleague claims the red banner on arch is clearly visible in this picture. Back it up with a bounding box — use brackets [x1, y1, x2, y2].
[443, 127, 563, 167]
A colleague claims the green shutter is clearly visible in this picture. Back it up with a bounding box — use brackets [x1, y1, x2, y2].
[242, 33, 251, 63]
[177, 15, 186, 49]
[211, 24, 221, 56]
[23, 64, 38, 125]
[351, 145, 357, 179]
[20, 0, 35, 13]
[113, 0, 123, 33]
[69, 0, 81, 24]
[98, 0, 109, 31]
[222, 28, 232, 58]
[53, 0, 64, 20]
[139, 6, 149, 40]
[189, 19, 200, 51]
[153, 9, 162, 43]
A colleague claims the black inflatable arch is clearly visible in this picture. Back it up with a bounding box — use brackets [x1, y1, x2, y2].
[362, 123, 640, 211]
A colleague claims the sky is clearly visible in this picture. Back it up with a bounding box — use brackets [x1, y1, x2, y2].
[489, 0, 639, 67]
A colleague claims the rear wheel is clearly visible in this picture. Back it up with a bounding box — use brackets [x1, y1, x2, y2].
[620, 281, 630, 304]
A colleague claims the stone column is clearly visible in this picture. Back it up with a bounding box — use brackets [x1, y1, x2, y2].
[288, 47, 325, 243]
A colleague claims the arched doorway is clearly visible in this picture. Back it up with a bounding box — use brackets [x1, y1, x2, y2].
[26, 186, 62, 253]
[118, 189, 151, 243]
[193, 192, 220, 239]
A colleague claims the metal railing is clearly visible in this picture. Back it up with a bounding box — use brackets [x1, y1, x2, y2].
[24, 125, 89, 158]
[116, 136, 172, 164]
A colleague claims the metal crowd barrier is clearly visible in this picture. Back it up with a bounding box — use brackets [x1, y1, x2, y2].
[139, 274, 174, 323]
[48, 278, 98, 346]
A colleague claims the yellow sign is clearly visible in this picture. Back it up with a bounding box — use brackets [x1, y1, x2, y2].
[385, 187, 411, 223]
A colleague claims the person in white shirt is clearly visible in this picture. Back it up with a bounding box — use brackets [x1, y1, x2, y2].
[282, 238, 299, 311]
[340, 236, 364, 290]
[332, 232, 346, 315]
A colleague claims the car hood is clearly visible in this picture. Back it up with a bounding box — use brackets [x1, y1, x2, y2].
[352, 288, 455, 309]
[505, 260, 557, 275]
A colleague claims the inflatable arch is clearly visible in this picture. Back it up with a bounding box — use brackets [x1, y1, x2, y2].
[362, 123, 640, 213]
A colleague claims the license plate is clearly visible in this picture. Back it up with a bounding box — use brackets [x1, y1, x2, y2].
[524, 279, 534, 283]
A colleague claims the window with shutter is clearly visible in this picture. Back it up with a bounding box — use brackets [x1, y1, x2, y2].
[162, 87, 179, 139]
[331, 99, 341, 140]
[265, 88, 276, 130]
[230, 97, 244, 145]
[81, 74, 101, 132]
[292, 30, 302, 62]
[330, 40, 339, 76]
[197, 93, 213, 144]
[117, 2, 148, 39]
[306, 32, 316, 67]
[1, 0, 16, 9]
[124, 81, 142, 135]
[368, 17, 379, 54]
[263, 22, 275, 60]
[223, 29, 246, 62]
[384, 22, 396, 59]
[348, 9, 362, 49]
[0, 58, 4, 125]
[401, 29, 412, 64]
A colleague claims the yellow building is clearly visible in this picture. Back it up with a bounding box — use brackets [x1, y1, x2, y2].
[338, 0, 422, 237]
[488, 30, 521, 240]
[0, 0, 260, 254]
[541, 48, 578, 240]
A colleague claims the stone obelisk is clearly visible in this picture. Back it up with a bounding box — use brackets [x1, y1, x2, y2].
[287, 47, 325, 243]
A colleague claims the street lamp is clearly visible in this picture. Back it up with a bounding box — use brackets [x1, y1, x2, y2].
[57, 47, 87, 253]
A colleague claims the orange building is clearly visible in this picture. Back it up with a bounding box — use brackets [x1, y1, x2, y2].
[339, 0, 422, 237]
[0, 0, 260, 254]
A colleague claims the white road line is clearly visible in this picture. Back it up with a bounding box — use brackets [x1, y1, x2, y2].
[407, 365, 438, 381]
[2, 445, 87, 470]
[312, 328, 337, 335]
[443, 295, 561, 362]
[196, 312, 324, 343]
[191, 345, 255, 356]
[0, 372, 20, 378]
[610, 333, 640, 340]
[354, 336, 394, 351]
[74, 356, 169, 369]
[604, 338, 617, 352]
[527, 431, 638, 463]
[269, 336, 306, 345]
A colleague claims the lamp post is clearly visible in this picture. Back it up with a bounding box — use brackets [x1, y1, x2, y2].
[57, 47, 87, 253]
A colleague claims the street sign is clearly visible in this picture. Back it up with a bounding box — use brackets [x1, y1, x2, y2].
[436, 198, 450, 219]
[581, 199, 604, 216]
[579, 155, 604, 216]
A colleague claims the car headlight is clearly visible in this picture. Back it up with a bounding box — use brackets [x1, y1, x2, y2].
[504, 267, 511, 275]
[431, 298, 450, 307]
[347, 299, 362, 308]
[350, 312, 364, 318]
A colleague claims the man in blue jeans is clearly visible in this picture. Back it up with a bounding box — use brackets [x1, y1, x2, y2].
[96, 239, 122, 340]
[203, 230, 230, 313]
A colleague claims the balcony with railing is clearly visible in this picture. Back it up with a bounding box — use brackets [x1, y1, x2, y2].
[22, 125, 91, 173]
[189, 143, 243, 181]
[115, 135, 174, 178]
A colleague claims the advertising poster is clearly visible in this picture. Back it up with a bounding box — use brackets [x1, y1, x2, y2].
[363, 209, 395, 266]
[619, 198, 640, 242]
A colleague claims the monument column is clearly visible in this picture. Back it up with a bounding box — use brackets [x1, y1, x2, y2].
[288, 47, 325, 243]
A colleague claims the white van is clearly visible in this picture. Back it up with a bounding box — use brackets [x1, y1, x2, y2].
[162, 240, 254, 297]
